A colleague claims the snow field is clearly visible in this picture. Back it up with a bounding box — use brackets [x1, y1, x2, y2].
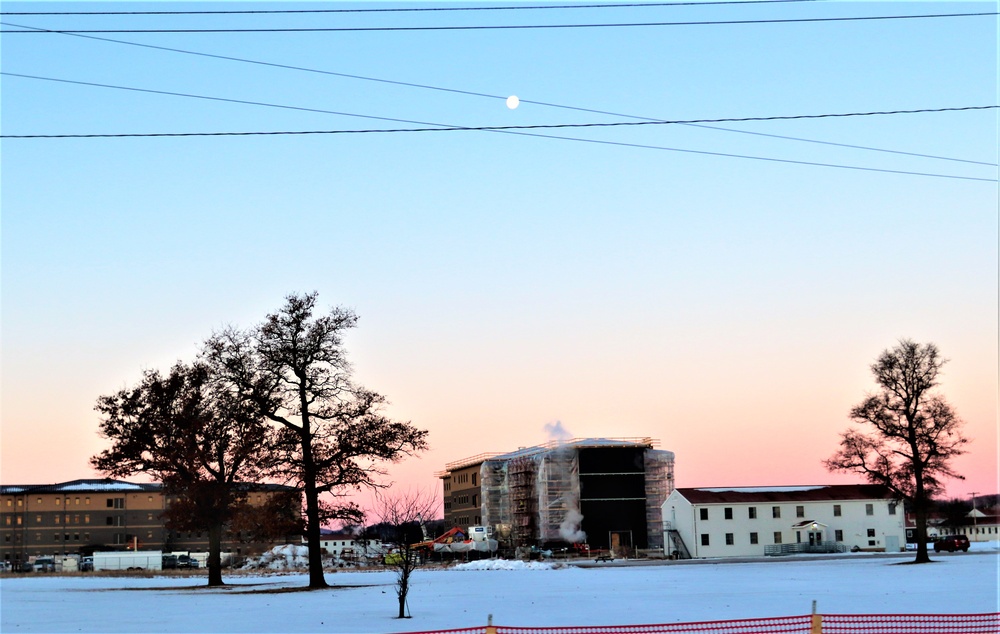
[1, 547, 996, 634]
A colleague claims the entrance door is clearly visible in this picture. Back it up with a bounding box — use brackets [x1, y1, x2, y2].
[885, 535, 900, 552]
[609, 531, 633, 558]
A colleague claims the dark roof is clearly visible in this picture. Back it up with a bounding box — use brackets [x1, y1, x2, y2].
[672, 484, 896, 505]
[1, 478, 294, 495]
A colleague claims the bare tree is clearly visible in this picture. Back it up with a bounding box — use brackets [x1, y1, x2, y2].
[371, 489, 439, 619]
[825, 339, 968, 563]
[204, 292, 429, 588]
[92, 362, 276, 586]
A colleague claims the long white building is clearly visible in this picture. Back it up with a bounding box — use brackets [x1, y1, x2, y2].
[662, 484, 905, 558]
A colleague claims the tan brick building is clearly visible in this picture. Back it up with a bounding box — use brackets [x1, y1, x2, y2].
[1, 479, 298, 567]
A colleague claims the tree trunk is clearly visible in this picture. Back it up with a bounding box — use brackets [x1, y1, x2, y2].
[397, 570, 408, 618]
[207, 522, 225, 587]
[912, 480, 932, 563]
[301, 430, 328, 588]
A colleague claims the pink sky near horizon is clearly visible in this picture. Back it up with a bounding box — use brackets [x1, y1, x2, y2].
[2, 327, 995, 513]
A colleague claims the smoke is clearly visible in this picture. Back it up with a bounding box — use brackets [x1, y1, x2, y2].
[559, 509, 587, 543]
[543, 420, 572, 443]
[539, 420, 586, 544]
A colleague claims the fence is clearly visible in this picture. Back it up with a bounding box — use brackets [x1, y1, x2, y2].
[398, 613, 1000, 634]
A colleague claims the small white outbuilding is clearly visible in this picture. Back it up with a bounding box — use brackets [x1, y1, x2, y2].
[662, 484, 905, 558]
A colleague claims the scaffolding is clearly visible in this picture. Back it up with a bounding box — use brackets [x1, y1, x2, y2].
[536, 448, 582, 544]
[508, 457, 538, 546]
[643, 449, 676, 550]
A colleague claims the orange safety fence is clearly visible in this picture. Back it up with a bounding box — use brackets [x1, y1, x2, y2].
[397, 613, 1000, 634]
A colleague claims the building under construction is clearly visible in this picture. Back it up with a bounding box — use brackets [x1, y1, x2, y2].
[438, 438, 674, 554]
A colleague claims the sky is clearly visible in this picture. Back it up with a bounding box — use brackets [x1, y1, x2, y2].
[1, 549, 998, 631]
[1, 1, 997, 511]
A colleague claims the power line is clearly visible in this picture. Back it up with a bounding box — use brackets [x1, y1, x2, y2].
[2, 12, 994, 34]
[0, 0, 825, 17]
[5, 73, 992, 182]
[5, 122, 992, 183]
[5, 106, 996, 137]
[6, 22, 994, 167]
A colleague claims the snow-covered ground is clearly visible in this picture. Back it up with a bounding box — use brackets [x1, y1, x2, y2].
[2, 545, 997, 634]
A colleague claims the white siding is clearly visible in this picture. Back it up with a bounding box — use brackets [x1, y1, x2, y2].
[663, 491, 906, 558]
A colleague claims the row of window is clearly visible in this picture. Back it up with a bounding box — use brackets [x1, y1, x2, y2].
[3, 514, 136, 526]
[452, 494, 478, 507]
[3, 496, 141, 508]
[451, 472, 477, 486]
[699, 528, 876, 546]
[451, 515, 482, 527]
[698, 503, 893, 521]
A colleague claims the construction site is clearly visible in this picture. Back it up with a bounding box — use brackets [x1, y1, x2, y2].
[439, 438, 675, 556]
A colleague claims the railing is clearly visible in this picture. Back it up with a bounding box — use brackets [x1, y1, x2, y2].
[764, 542, 848, 556]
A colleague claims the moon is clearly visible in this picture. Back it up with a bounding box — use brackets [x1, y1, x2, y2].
[506, 95, 520, 110]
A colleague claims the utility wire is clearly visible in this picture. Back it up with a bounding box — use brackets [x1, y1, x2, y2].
[5, 107, 996, 136]
[1, 0, 825, 16]
[4, 123, 992, 183]
[5, 74, 993, 182]
[6, 22, 994, 167]
[2, 12, 994, 33]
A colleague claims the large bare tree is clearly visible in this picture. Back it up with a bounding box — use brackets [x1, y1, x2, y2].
[92, 362, 276, 586]
[825, 339, 968, 563]
[204, 292, 428, 588]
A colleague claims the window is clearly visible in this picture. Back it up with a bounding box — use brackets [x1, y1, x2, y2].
[75, 498, 80, 505]
[772, 506, 781, 519]
[54, 516, 60, 524]
[796, 506, 805, 518]
[84, 515, 90, 524]
[699, 508, 709, 521]
[867, 528, 876, 538]
[107, 498, 124, 509]
[35, 515, 41, 524]
[74, 534, 80, 541]
[147, 496, 153, 503]
[472, 495, 477, 507]
[55, 498, 61, 506]
[865, 504, 874, 516]
[4, 517, 9, 526]
[725, 533, 734, 545]
[54, 534, 60, 541]
[472, 473, 477, 486]
[85, 497, 90, 505]
[750, 532, 759, 545]
[773, 532, 783, 544]
[724, 508, 733, 520]
[748, 507, 757, 520]
[700, 534, 710, 546]
[888, 502, 897, 516]
[15, 516, 21, 526]
[83, 533, 89, 541]
[834, 530, 843, 542]
[833, 504, 842, 517]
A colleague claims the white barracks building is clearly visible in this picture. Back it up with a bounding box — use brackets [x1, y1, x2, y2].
[662, 484, 905, 558]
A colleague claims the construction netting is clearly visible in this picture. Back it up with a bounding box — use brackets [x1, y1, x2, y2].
[398, 613, 1000, 634]
[643, 449, 675, 550]
[480, 442, 676, 550]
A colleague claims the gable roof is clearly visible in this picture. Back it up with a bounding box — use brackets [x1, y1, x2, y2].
[1, 478, 294, 496]
[672, 484, 896, 505]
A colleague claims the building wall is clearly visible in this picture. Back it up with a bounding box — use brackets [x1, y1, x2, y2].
[663, 491, 906, 558]
[442, 464, 483, 529]
[1, 483, 296, 565]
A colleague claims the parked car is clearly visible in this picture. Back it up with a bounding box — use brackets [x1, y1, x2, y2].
[933, 535, 970, 552]
[161, 554, 178, 570]
[176, 554, 199, 569]
[33, 557, 56, 572]
[80, 557, 94, 572]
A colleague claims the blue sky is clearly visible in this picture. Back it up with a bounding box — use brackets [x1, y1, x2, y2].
[2, 1, 997, 504]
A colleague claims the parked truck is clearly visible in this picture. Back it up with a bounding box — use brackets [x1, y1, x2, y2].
[93, 551, 163, 571]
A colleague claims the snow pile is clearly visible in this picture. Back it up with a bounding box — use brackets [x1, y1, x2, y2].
[244, 544, 310, 570]
[452, 559, 557, 571]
